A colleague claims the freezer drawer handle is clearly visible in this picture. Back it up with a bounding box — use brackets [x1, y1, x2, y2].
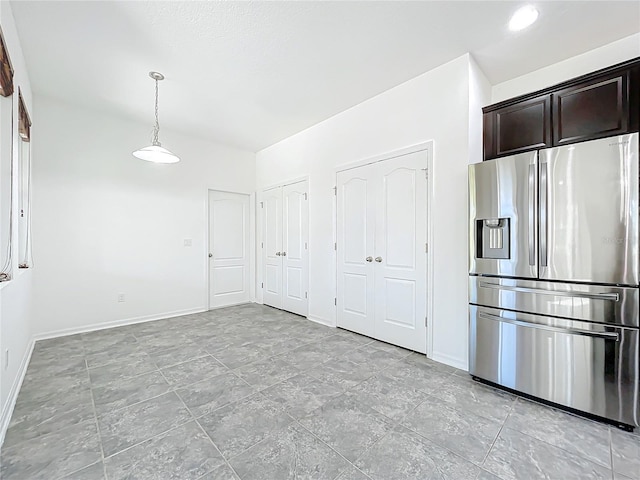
[479, 312, 619, 341]
[478, 281, 620, 301]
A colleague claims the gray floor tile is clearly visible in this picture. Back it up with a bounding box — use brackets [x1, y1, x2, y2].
[198, 463, 241, 479]
[319, 334, 367, 356]
[229, 422, 350, 480]
[0, 420, 102, 480]
[211, 344, 270, 369]
[235, 357, 301, 389]
[306, 358, 376, 390]
[26, 354, 87, 379]
[162, 355, 228, 388]
[88, 354, 157, 388]
[483, 426, 613, 480]
[98, 391, 193, 457]
[198, 393, 295, 459]
[382, 358, 453, 395]
[278, 343, 336, 370]
[343, 345, 411, 371]
[401, 395, 501, 464]
[104, 421, 226, 480]
[476, 470, 503, 480]
[336, 467, 372, 480]
[349, 372, 427, 421]
[82, 332, 137, 354]
[431, 375, 515, 423]
[177, 372, 256, 417]
[149, 343, 210, 368]
[355, 426, 481, 480]
[4, 395, 95, 447]
[261, 373, 343, 419]
[611, 427, 640, 478]
[92, 370, 170, 415]
[62, 461, 106, 479]
[85, 342, 149, 369]
[504, 398, 612, 469]
[298, 392, 395, 462]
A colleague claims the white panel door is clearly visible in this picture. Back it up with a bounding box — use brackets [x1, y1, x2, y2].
[263, 187, 283, 309]
[282, 181, 309, 316]
[373, 151, 428, 353]
[209, 191, 251, 309]
[336, 164, 376, 337]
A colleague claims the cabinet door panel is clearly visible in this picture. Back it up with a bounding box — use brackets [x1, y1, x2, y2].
[553, 73, 629, 145]
[495, 95, 551, 157]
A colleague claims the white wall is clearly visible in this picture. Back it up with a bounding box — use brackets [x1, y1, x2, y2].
[257, 54, 477, 369]
[492, 33, 640, 103]
[30, 95, 256, 338]
[0, 2, 35, 442]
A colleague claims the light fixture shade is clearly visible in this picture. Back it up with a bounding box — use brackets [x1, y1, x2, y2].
[509, 5, 539, 31]
[132, 144, 180, 164]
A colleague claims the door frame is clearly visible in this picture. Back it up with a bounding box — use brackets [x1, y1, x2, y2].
[334, 141, 434, 358]
[256, 175, 310, 315]
[206, 188, 256, 310]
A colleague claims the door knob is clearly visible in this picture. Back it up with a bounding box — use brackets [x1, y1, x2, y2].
[208, 253, 213, 258]
[375, 256, 383, 263]
[366, 256, 373, 262]
[275, 252, 281, 256]
[282, 252, 287, 256]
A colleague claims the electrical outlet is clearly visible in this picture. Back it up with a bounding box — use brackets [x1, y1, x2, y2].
[4, 349, 8, 370]
[117, 293, 126, 303]
[183, 239, 192, 247]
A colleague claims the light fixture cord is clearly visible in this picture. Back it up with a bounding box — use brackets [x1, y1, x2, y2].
[152, 78, 160, 146]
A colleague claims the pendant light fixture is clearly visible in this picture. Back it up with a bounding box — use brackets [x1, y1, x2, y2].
[133, 71, 180, 164]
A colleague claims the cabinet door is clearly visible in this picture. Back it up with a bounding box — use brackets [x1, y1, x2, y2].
[485, 95, 551, 159]
[336, 164, 376, 338]
[282, 181, 309, 317]
[263, 187, 283, 309]
[553, 72, 629, 145]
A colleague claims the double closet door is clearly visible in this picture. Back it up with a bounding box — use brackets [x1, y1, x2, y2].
[337, 151, 428, 353]
[262, 180, 309, 316]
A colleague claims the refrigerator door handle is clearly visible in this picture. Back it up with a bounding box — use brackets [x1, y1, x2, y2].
[528, 163, 536, 266]
[478, 312, 620, 341]
[478, 281, 620, 301]
[539, 161, 548, 267]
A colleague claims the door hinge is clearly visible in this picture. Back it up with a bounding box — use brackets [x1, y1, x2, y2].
[261, 242, 264, 248]
[425, 316, 428, 327]
[333, 186, 337, 195]
[305, 292, 308, 299]
[334, 297, 337, 306]
[304, 192, 308, 200]
[425, 242, 428, 253]
[261, 282, 264, 288]
[260, 201, 264, 208]
[304, 242, 308, 250]
[334, 242, 337, 251]
[422, 167, 428, 180]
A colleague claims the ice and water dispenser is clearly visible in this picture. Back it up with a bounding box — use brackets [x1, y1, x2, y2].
[476, 218, 510, 259]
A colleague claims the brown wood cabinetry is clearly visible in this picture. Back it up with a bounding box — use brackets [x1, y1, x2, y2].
[483, 58, 640, 160]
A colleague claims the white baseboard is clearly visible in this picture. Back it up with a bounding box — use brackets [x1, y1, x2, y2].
[0, 338, 35, 448]
[307, 316, 336, 328]
[33, 307, 207, 342]
[431, 351, 468, 371]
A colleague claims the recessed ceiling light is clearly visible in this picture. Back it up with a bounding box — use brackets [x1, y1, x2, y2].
[509, 5, 539, 31]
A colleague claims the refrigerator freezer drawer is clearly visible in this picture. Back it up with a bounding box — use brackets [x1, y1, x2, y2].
[470, 276, 639, 328]
[470, 305, 639, 427]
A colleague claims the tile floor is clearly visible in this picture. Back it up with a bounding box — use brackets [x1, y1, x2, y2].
[1, 304, 638, 480]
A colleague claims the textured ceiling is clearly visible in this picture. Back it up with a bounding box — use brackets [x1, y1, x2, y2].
[10, 1, 640, 152]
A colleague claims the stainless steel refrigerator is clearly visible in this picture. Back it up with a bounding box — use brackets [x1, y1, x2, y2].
[469, 132, 639, 429]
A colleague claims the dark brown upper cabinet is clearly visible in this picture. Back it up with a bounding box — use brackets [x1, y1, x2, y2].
[486, 94, 552, 158]
[483, 58, 640, 160]
[553, 72, 628, 145]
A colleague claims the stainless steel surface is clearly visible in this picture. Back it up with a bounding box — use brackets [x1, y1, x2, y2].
[470, 276, 639, 327]
[477, 311, 619, 340]
[539, 161, 548, 268]
[469, 151, 537, 278]
[528, 164, 535, 266]
[366, 256, 373, 262]
[375, 256, 382, 263]
[469, 305, 639, 427]
[539, 133, 639, 285]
